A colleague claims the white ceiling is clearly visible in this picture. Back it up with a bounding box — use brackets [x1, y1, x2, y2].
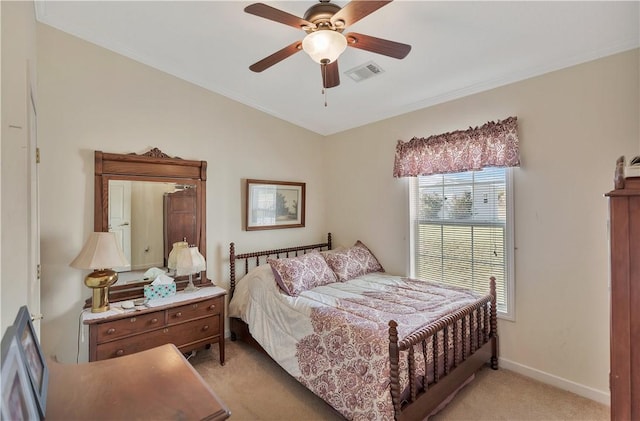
[35, 1, 639, 136]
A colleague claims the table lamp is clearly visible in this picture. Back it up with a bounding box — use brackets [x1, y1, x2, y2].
[70, 232, 129, 313]
[175, 246, 206, 293]
[167, 240, 189, 276]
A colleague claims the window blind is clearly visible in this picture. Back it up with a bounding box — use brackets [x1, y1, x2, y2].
[410, 167, 512, 314]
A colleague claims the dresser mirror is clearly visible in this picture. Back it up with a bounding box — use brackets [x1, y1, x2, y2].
[91, 148, 208, 303]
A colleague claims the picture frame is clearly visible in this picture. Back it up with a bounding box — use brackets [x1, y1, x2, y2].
[1, 326, 40, 421]
[13, 306, 48, 418]
[246, 179, 306, 230]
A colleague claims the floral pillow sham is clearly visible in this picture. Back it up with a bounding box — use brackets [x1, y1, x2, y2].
[268, 251, 338, 296]
[323, 240, 384, 282]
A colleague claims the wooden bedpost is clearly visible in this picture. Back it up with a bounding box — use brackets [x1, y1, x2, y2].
[490, 276, 499, 370]
[230, 242, 236, 299]
[389, 320, 402, 419]
[327, 232, 332, 250]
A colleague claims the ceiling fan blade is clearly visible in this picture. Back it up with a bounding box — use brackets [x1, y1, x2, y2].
[249, 41, 302, 72]
[244, 3, 314, 30]
[344, 32, 411, 59]
[321, 61, 340, 89]
[331, 1, 392, 28]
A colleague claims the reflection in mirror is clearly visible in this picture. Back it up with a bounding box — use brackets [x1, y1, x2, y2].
[109, 180, 197, 285]
[92, 148, 208, 305]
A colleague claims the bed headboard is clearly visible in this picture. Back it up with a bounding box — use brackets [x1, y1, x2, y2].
[229, 233, 332, 299]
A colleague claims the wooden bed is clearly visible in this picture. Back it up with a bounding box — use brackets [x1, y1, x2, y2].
[229, 233, 498, 421]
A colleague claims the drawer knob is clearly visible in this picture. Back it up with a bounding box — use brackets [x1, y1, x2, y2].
[192, 303, 198, 309]
[175, 312, 182, 318]
[163, 328, 169, 333]
[209, 305, 216, 310]
[106, 328, 116, 334]
[151, 318, 158, 324]
[202, 325, 209, 331]
[130, 317, 137, 323]
[116, 349, 125, 356]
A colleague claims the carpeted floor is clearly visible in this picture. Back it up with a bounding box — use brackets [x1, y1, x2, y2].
[190, 341, 608, 421]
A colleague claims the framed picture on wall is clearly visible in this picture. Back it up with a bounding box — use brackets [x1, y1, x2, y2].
[13, 306, 48, 418]
[246, 179, 305, 230]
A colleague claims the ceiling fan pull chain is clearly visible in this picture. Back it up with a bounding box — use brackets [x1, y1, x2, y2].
[321, 60, 329, 107]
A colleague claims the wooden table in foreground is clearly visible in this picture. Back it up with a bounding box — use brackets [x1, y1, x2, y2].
[46, 343, 230, 421]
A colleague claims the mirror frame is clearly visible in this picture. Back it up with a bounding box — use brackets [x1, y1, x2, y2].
[93, 147, 208, 303]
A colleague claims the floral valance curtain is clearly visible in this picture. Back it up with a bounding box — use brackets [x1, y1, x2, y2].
[393, 116, 520, 177]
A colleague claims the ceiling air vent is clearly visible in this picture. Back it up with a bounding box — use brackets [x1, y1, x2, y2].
[345, 61, 385, 82]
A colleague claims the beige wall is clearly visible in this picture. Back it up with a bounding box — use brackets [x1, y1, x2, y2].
[36, 23, 326, 364]
[4, 4, 636, 405]
[1, 1, 37, 333]
[325, 48, 640, 402]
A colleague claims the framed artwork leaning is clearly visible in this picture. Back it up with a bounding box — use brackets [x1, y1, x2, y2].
[13, 306, 48, 418]
[1, 326, 40, 421]
[245, 179, 305, 230]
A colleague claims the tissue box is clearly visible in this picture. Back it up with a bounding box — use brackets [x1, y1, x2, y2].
[143, 283, 176, 300]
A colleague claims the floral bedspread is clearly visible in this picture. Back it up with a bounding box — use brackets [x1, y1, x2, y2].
[229, 267, 481, 421]
[295, 276, 481, 420]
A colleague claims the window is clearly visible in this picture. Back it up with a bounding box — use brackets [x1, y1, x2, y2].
[409, 167, 514, 319]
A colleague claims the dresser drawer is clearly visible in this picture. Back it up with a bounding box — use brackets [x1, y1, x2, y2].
[86, 288, 226, 363]
[167, 296, 222, 324]
[95, 316, 219, 360]
[170, 315, 220, 346]
[96, 312, 164, 342]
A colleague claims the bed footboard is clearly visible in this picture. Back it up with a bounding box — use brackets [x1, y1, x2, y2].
[389, 277, 498, 421]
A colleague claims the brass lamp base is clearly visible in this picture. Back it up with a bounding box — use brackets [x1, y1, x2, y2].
[85, 269, 119, 313]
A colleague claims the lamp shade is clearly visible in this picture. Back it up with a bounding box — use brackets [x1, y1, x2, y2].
[167, 241, 189, 270]
[175, 246, 206, 276]
[302, 30, 347, 64]
[70, 232, 128, 270]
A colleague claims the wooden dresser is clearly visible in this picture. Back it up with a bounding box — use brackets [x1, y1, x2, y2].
[606, 162, 640, 420]
[83, 286, 225, 363]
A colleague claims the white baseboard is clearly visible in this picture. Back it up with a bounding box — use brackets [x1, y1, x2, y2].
[499, 357, 610, 406]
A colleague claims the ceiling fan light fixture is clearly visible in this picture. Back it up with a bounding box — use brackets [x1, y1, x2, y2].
[302, 30, 347, 64]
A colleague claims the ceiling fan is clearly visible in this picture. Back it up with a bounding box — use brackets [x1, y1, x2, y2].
[244, 0, 412, 90]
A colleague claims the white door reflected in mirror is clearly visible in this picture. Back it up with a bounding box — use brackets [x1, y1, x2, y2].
[108, 180, 198, 284]
[108, 180, 131, 272]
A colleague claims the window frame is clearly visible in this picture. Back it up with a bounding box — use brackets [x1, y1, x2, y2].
[408, 168, 515, 320]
